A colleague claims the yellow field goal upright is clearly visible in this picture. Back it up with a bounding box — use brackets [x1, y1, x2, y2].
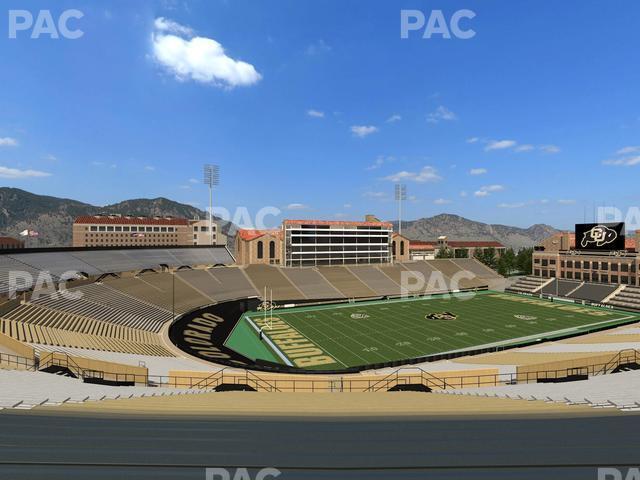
[262, 286, 274, 331]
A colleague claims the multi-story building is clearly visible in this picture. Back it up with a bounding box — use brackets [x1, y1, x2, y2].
[392, 234, 505, 261]
[533, 230, 640, 286]
[283, 218, 393, 267]
[190, 219, 226, 246]
[235, 229, 283, 266]
[235, 216, 394, 267]
[73, 215, 190, 247]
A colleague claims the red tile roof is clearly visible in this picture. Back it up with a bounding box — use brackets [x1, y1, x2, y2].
[237, 229, 282, 241]
[407, 239, 504, 250]
[74, 215, 188, 226]
[0, 236, 23, 246]
[283, 219, 393, 228]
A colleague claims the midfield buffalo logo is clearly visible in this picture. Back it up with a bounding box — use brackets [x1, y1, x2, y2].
[425, 311, 457, 320]
[581, 225, 618, 248]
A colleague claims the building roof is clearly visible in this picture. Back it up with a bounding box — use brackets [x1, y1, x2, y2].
[237, 229, 283, 241]
[283, 219, 393, 228]
[0, 236, 23, 245]
[406, 239, 505, 250]
[74, 215, 189, 226]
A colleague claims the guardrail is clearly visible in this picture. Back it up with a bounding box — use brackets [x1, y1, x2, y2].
[0, 351, 37, 371]
[19, 348, 640, 393]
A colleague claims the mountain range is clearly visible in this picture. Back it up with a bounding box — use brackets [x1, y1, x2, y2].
[392, 214, 558, 251]
[0, 187, 234, 247]
[0, 188, 558, 250]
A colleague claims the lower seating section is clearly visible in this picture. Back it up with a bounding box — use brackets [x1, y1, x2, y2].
[540, 279, 582, 297]
[376, 264, 410, 286]
[104, 273, 209, 314]
[347, 266, 401, 296]
[243, 265, 303, 300]
[280, 268, 344, 299]
[206, 267, 258, 300]
[438, 369, 640, 412]
[607, 286, 640, 311]
[0, 369, 206, 410]
[0, 305, 173, 356]
[451, 258, 502, 279]
[30, 285, 168, 333]
[568, 282, 618, 302]
[424, 260, 487, 289]
[506, 276, 548, 294]
[314, 267, 377, 298]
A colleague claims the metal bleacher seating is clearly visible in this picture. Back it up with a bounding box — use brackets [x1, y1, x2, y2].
[0, 369, 208, 410]
[347, 265, 402, 296]
[438, 369, 640, 412]
[568, 282, 618, 303]
[540, 279, 582, 297]
[606, 286, 640, 311]
[506, 276, 548, 294]
[243, 265, 303, 300]
[314, 266, 377, 298]
[280, 267, 344, 299]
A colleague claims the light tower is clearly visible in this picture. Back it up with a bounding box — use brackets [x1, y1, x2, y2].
[395, 183, 406, 236]
[203, 164, 220, 245]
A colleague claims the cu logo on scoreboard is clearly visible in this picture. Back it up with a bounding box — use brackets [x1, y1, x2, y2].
[580, 225, 618, 248]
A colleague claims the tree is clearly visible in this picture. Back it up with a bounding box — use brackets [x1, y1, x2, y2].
[454, 248, 469, 258]
[474, 247, 498, 270]
[516, 247, 533, 274]
[435, 247, 454, 259]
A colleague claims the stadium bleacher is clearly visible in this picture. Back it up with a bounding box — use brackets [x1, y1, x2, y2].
[280, 267, 344, 299]
[506, 276, 548, 294]
[540, 279, 582, 297]
[0, 369, 208, 410]
[606, 286, 640, 311]
[568, 282, 619, 303]
[438, 369, 640, 412]
[243, 265, 304, 300]
[314, 266, 377, 298]
[206, 267, 259, 300]
[347, 265, 401, 296]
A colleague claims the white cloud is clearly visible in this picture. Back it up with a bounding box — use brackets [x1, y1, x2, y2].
[557, 199, 576, 205]
[306, 39, 331, 56]
[384, 166, 441, 183]
[334, 212, 348, 219]
[0, 166, 51, 179]
[466, 137, 479, 144]
[459, 190, 468, 197]
[617, 146, 640, 155]
[497, 202, 526, 209]
[485, 140, 517, 151]
[366, 155, 394, 171]
[154, 17, 194, 36]
[469, 168, 487, 175]
[42, 153, 57, 161]
[285, 203, 310, 210]
[144, 165, 156, 171]
[188, 178, 199, 184]
[307, 109, 325, 118]
[0, 137, 18, 147]
[474, 184, 504, 197]
[343, 203, 352, 209]
[152, 18, 261, 88]
[433, 198, 451, 205]
[540, 144, 561, 154]
[514, 144, 534, 152]
[351, 125, 378, 138]
[386, 114, 402, 123]
[427, 106, 456, 124]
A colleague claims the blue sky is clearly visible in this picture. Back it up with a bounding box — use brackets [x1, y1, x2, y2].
[1, 0, 639, 230]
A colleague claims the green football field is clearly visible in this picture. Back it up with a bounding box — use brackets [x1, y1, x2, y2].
[225, 291, 640, 371]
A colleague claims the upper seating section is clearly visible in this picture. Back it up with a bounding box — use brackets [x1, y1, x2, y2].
[0, 247, 234, 293]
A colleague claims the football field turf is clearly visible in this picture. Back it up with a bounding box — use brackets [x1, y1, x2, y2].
[226, 291, 640, 371]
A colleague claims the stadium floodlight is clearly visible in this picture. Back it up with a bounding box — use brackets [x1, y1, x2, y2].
[203, 164, 220, 245]
[395, 184, 407, 236]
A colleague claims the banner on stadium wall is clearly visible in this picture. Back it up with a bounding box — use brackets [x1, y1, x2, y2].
[574, 222, 625, 251]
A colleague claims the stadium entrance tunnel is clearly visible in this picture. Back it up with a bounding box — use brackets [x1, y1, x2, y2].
[388, 384, 432, 392]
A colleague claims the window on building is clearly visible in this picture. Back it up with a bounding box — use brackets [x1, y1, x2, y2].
[269, 241, 275, 259]
[400, 241, 405, 256]
[611, 263, 619, 272]
[90, 226, 97, 232]
[601, 262, 609, 271]
[257, 241, 264, 259]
